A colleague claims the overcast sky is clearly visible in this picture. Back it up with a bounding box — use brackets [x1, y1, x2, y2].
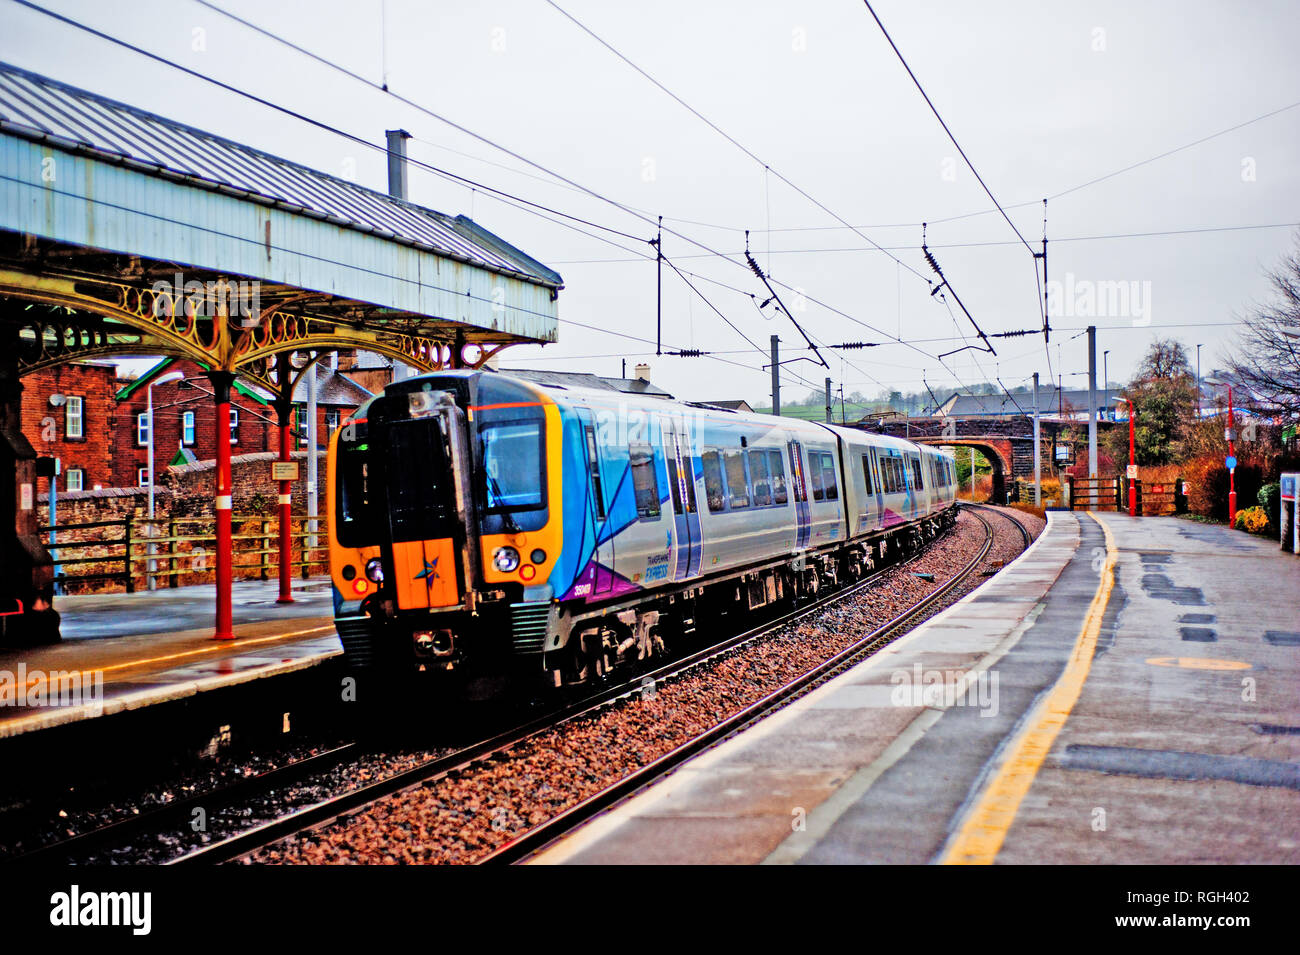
[4, 0, 1298, 405]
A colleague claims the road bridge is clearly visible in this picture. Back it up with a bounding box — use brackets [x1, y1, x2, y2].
[854, 415, 1116, 502]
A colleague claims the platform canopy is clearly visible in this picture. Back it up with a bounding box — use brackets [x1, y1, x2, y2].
[0, 61, 563, 385]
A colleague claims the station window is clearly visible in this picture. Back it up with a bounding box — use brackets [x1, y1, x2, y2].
[703, 449, 726, 513]
[629, 442, 661, 520]
[325, 409, 340, 438]
[182, 411, 196, 446]
[65, 468, 83, 492]
[230, 407, 239, 444]
[137, 467, 149, 488]
[723, 449, 750, 509]
[65, 395, 84, 440]
[136, 412, 150, 446]
[768, 450, 788, 505]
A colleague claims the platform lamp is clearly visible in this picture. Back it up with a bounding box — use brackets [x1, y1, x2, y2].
[147, 370, 185, 590]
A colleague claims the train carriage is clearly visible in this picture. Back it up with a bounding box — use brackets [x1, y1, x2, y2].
[328, 370, 956, 688]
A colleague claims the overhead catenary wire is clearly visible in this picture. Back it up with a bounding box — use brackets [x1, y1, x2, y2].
[542, 0, 933, 286]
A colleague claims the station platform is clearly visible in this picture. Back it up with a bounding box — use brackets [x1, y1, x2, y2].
[532, 511, 1300, 865]
[0, 579, 341, 739]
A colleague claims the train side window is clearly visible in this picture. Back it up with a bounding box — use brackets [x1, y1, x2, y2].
[703, 449, 726, 512]
[809, 452, 825, 501]
[749, 449, 772, 506]
[912, 455, 924, 490]
[861, 453, 874, 495]
[820, 452, 838, 501]
[585, 425, 607, 521]
[630, 442, 661, 520]
[768, 450, 788, 504]
[723, 448, 751, 509]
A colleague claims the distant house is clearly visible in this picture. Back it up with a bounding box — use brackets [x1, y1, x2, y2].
[112, 358, 280, 488]
[500, 367, 675, 398]
[19, 359, 119, 491]
[698, 399, 754, 413]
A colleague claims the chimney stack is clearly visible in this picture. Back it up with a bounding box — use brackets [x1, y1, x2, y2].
[385, 129, 412, 200]
[633, 363, 651, 382]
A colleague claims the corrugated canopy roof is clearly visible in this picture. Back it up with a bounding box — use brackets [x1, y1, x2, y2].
[0, 62, 562, 289]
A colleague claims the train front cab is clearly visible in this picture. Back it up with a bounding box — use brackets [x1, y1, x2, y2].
[327, 371, 562, 678]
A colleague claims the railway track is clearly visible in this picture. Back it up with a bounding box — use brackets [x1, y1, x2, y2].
[12, 504, 1027, 865]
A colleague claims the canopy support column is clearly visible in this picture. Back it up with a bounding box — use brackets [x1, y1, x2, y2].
[209, 371, 235, 640]
[274, 353, 294, 605]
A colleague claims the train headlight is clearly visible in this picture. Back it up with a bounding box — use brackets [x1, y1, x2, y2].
[493, 546, 521, 573]
[364, 558, 385, 583]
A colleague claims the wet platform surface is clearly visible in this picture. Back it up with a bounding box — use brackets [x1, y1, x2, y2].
[0, 578, 340, 738]
[532, 513, 1300, 865]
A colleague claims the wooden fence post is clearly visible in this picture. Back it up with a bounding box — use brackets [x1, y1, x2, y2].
[168, 518, 178, 588]
[123, 516, 134, 594]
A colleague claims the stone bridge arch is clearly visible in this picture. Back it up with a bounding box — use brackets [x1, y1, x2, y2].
[915, 436, 1014, 503]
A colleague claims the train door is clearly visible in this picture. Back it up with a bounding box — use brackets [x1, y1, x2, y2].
[788, 439, 811, 549]
[578, 409, 615, 596]
[663, 420, 702, 580]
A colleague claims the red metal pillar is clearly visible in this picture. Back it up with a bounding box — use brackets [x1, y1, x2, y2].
[1127, 399, 1137, 517]
[1227, 385, 1238, 524]
[275, 354, 294, 605]
[210, 372, 235, 640]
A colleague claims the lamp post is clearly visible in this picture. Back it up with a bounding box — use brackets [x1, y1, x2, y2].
[147, 370, 184, 590]
[1128, 398, 1137, 517]
[1196, 344, 1203, 419]
[1103, 350, 1109, 422]
[1227, 385, 1238, 524]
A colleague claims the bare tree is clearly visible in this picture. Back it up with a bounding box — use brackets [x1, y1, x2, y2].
[1227, 233, 1300, 416]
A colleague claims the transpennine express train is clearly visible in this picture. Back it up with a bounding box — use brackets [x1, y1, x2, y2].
[327, 369, 958, 688]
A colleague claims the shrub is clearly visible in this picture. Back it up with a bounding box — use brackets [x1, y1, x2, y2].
[1234, 506, 1270, 535]
[1257, 482, 1281, 531]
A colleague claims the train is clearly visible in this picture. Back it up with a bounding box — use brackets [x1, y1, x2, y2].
[327, 369, 958, 688]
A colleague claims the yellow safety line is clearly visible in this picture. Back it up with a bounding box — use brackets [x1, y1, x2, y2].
[0, 624, 333, 703]
[940, 512, 1116, 865]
